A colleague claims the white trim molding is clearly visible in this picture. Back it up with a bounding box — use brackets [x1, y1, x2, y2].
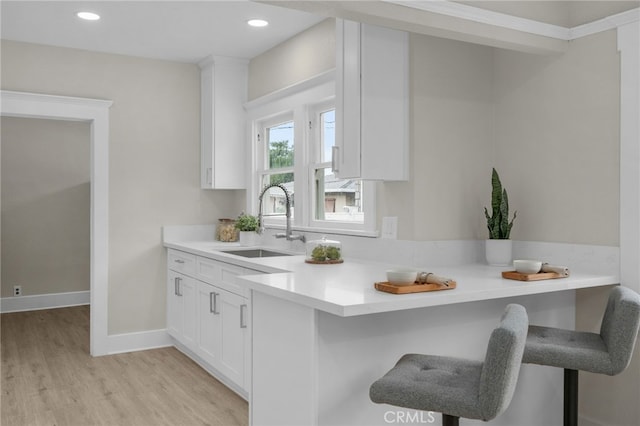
[0, 291, 90, 313]
[386, 0, 570, 39]
[571, 8, 640, 39]
[107, 329, 173, 355]
[618, 21, 640, 294]
[384, 0, 639, 41]
[1, 90, 112, 356]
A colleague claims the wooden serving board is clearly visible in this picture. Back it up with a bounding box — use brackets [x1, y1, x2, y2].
[304, 259, 344, 265]
[502, 271, 562, 281]
[374, 281, 457, 294]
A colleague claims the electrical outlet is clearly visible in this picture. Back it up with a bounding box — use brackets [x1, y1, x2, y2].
[381, 216, 398, 239]
[13, 286, 22, 297]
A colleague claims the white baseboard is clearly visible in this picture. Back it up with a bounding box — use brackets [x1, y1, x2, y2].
[107, 328, 173, 355]
[0, 290, 90, 313]
[173, 341, 248, 401]
[579, 415, 605, 426]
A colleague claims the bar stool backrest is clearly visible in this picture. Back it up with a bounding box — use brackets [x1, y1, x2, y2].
[599, 286, 640, 375]
[478, 304, 529, 420]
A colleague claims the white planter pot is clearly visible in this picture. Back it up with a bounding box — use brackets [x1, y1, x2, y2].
[239, 231, 260, 247]
[485, 239, 513, 266]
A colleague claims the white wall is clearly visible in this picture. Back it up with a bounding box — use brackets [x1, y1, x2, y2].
[1, 117, 90, 298]
[378, 34, 494, 241]
[0, 40, 245, 335]
[493, 30, 620, 246]
[248, 19, 335, 100]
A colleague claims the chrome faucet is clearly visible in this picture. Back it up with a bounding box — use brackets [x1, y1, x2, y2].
[257, 183, 305, 243]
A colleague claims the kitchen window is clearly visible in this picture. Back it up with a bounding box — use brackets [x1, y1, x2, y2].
[257, 114, 295, 217]
[248, 76, 375, 236]
[308, 103, 367, 229]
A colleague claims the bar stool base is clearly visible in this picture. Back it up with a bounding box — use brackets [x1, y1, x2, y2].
[443, 413, 459, 426]
[564, 369, 578, 426]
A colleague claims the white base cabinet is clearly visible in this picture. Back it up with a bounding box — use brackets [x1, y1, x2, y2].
[167, 249, 253, 396]
[196, 280, 249, 390]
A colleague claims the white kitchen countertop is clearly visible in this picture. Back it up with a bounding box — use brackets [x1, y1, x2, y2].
[164, 239, 620, 317]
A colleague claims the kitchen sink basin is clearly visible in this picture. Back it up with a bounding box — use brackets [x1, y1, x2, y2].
[221, 249, 293, 258]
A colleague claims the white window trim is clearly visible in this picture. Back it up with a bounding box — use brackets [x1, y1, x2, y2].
[245, 74, 377, 236]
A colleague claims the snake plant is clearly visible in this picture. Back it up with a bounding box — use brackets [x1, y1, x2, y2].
[484, 168, 516, 239]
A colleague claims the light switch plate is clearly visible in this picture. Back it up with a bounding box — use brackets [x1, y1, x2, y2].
[381, 216, 398, 239]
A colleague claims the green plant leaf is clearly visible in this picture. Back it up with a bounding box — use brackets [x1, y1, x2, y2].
[485, 168, 514, 239]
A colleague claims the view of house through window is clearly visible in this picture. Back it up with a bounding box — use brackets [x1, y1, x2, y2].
[312, 108, 364, 224]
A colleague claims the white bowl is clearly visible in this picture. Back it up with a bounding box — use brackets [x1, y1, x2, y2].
[386, 269, 418, 286]
[513, 259, 542, 274]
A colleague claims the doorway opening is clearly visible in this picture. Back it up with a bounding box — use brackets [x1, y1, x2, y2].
[0, 90, 112, 356]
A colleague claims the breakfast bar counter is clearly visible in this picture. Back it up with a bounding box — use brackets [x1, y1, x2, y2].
[241, 264, 617, 426]
[236, 260, 617, 317]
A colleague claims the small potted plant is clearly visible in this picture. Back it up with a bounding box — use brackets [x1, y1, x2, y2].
[484, 168, 517, 265]
[235, 212, 260, 246]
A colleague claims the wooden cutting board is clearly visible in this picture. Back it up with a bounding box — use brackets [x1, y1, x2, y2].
[502, 271, 562, 281]
[374, 281, 457, 294]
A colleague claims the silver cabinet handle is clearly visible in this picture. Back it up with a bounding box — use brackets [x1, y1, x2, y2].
[240, 304, 247, 329]
[174, 277, 182, 296]
[174, 259, 185, 264]
[331, 146, 340, 173]
[206, 167, 212, 185]
[210, 292, 220, 314]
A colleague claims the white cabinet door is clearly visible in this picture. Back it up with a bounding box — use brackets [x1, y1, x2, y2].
[335, 19, 409, 181]
[219, 289, 249, 389]
[197, 281, 222, 367]
[167, 270, 183, 340]
[167, 270, 197, 348]
[200, 56, 249, 189]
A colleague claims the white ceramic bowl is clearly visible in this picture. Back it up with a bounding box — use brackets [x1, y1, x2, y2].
[386, 269, 418, 286]
[513, 259, 542, 274]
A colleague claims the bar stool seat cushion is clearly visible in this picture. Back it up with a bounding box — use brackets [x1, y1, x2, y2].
[370, 354, 484, 419]
[523, 286, 640, 376]
[524, 326, 610, 374]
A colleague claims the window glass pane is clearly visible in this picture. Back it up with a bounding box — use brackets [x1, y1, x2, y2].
[260, 174, 294, 216]
[267, 121, 294, 169]
[313, 167, 363, 223]
[320, 110, 335, 163]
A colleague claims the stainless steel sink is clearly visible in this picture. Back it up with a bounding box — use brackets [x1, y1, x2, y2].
[221, 249, 293, 258]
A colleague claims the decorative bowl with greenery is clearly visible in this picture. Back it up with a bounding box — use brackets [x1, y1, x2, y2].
[235, 213, 259, 233]
[484, 168, 516, 239]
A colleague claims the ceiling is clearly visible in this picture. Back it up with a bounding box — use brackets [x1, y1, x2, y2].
[2, 1, 638, 64]
[0, 1, 325, 63]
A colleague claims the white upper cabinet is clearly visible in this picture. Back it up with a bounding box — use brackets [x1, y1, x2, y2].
[334, 19, 410, 181]
[199, 56, 249, 189]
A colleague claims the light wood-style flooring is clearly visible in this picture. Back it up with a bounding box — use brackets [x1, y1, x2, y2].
[1, 306, 248, 426]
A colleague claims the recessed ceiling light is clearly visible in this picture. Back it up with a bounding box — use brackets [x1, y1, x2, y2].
[247, 19, 269, 28]
[77, 11, 101, 21]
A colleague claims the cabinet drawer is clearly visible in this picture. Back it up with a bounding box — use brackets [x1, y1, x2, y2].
[196, 256, 221, 284]
[168, 249, 196, 275]
[219, 263, 251, 298]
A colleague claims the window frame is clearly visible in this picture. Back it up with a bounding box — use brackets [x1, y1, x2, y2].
[245, 75, 377, 237]
[306, 101, 373, 233]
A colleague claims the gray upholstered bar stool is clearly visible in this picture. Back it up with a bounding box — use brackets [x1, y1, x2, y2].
[523, 286, 640, 426]
[370, 304, 528, 426]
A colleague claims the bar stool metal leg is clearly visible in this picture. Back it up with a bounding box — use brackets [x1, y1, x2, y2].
[442, 414, 459, 426]
[564, 369, 578, 426]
